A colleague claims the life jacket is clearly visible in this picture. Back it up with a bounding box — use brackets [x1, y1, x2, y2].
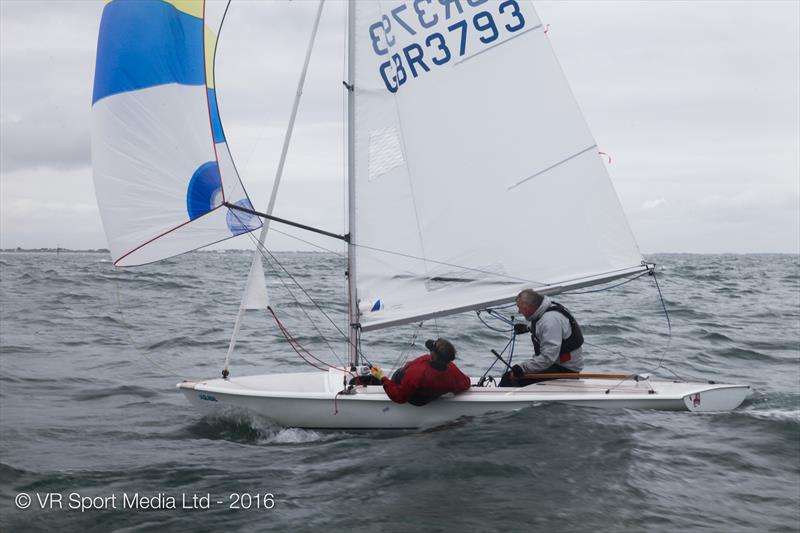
[531, 302, 584, 362]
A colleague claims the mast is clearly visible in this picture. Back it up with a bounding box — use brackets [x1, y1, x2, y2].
[223, 0, 326, 377]
[346, 0, 359, 368]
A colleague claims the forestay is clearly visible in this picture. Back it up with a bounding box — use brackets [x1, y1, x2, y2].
[351, 0, 644, 331]
[91, 0, 260, 267]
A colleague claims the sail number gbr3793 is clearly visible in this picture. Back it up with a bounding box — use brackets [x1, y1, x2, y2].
[368, 0, 528, 93]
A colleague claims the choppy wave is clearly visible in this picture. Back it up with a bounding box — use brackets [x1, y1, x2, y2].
[743, 408, 800, 423]
[185, 410, 331, 445]
[0, 251, 798, 532]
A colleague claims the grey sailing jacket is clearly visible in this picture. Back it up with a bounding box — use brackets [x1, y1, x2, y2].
[518, 296, 585, 373]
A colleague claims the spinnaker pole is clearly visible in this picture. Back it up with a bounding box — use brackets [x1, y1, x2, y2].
[223, 0, 327, 377]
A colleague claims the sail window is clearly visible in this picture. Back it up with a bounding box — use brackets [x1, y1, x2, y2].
[368, 127, 405, 181]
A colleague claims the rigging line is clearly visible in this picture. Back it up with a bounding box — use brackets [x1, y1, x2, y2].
[234, 213, 371, 367]
[247, 232, 346, 367]
[487, 309, 514, 325]
[267, 226, 346, 257]
[483, 302, 517, 312]
[231, 210, 345, 366]
[232, 214, 344, 366]
[111, 269, 199, 380]
[232, 204, 650, 291]
[560, 269, 651, 294]
[389, 322, 423, 374]
[476, 310, 514, 333]
[269, 308, 333, 370]
[209, 0, 254, 212]
[606, 269, 694, 390]
[260, 241, 369, 366]
[582, 341, 630, 361]
[268, 306, 340, 371]
[647, 268, 675, 373]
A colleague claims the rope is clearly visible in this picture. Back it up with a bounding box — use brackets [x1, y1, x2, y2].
[560, 269, 650, 294]
[606, 268, 706, 387]
[389, 322, 423, 374]
[229, 208, 352, 368]
[267, 226, 346, 257]
[112, 269, 199, 380]
[258, 246, 346, 366]
[268, 306, 339, 371]
[476, 308, 515, 332]
[651, 268, 672, 366]
[582, 341, 630, 361]
[249, 233, 371, 367]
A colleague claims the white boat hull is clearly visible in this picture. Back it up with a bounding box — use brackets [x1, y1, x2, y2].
[177, 369, 749, 429]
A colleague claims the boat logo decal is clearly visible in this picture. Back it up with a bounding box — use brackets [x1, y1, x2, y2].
[691, 393, 701, 407]
[198, 393, 218, 402]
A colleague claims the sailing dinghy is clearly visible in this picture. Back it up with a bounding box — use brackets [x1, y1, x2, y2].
[91, 0, 748, 429]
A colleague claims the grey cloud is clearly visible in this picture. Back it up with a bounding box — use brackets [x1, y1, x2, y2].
[1, 1, 99, 173]
[1, 0, 798, 252]
[1, 104, 90, 173]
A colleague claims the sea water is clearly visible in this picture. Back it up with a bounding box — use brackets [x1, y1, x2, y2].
[1, 251, 798, 532]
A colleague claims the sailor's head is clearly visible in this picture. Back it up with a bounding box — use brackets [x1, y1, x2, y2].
[516, 288, 544, 319]
[424, 338, 456, 363]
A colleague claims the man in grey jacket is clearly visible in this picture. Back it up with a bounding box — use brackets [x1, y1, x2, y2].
[500, 288, 585, 386]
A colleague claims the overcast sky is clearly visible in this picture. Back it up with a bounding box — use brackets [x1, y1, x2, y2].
[1, 0, 798, 253]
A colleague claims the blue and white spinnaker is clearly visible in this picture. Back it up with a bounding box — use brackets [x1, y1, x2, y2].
[91, 0, 260, 267]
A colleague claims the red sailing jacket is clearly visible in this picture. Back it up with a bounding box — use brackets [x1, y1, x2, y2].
[381, 354, 471, 405]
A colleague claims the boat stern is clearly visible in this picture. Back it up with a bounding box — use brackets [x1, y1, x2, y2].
[682, 384, 750, 412]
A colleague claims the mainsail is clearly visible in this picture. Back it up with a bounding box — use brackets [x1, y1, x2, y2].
[91, 0, 260, 267]
[350, 0, 645, 331]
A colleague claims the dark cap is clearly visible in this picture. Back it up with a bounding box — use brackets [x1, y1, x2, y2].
[425, 338, 456, 362]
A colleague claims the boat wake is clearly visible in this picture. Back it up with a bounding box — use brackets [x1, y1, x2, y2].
[742, 407, 800, 423]
[189, 409, 332, 445]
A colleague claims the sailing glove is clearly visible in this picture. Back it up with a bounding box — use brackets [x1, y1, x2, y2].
[513, 323, 530, 335]
[511, 364, 524, 378]
[370, 366, 385, 381]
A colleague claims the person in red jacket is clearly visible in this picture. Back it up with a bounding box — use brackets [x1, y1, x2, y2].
[371, 338, 471, 406]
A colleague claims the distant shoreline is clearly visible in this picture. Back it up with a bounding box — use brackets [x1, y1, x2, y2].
[0, 248, 797, 256]
[1, 248, 110, 253]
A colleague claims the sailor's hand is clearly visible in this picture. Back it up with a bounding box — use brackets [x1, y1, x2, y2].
[370, 366, 385, 380]
[511, 364, 524, 378]
[513, 323, 530, 335]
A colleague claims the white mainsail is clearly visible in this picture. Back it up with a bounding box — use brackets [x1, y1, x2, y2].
[350, 0, 644, 331]
[88, 1, 749, 424]
[91, 0, 260, 267]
